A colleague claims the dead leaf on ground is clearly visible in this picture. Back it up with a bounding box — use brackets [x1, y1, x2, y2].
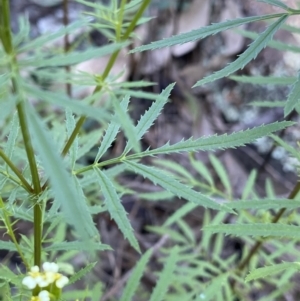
[220, 0, 245, 56]
[171, 0, 211, 57]
[137, 21, 173, 74]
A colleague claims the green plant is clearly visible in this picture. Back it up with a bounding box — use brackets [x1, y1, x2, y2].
[1, 0, 300, 300]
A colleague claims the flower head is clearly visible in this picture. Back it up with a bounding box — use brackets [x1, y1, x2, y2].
[30, 290, 50, 301]
[43, 262, 59, 273]
[55, 274, 69, 288]
[42, 261, 69, 288]
[23, 262, 69, 292]
[22, 266, 40, 289]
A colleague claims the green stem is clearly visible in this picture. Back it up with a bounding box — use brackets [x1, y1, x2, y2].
[0, 0, 42, 268]
[15, 78, 42, 270]
[75, 155, 124, 175]
[16, 99, 41, 194]
[59, 0, 151, 160]
[0, 0, 13, 54]
[0, 196, 30, 270]
[116, 0, 127, 41]
[123, 0, 151, 40]
[1, 1, 41, 195]
[61, 114, 86, 157]
[33, 199, 42, 268]
[0, 148, 32, 192]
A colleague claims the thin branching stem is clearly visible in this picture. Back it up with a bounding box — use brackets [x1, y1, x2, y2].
[0, 148, 32, 192]
[0, 196, 30, 270]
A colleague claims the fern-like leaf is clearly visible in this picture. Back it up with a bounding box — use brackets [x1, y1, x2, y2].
[164, 203, 197, 226]
[18, 18, 92, 52]
[209, 154, 232, 196]
[24, 84, 111, 123]
[44, 241, 112, 252]
[0, 74, 9, 88]
[94, 168, 140, 252]
[236, 28, 300, 53]
[245, 262, 300, 282]
[241, 170, 257, 200]
[0, 241, 17, 251]
[230, 75, 296, 85]
[21, 42, 128, 67]
[68, 262, 97, 285]
[135, 83, 174, 140]
[124, 161, 234, 213]
[257, 0, 290, 10]
[4, 113, 19, 162]
[128, 121, 293, 158]
[0, 264, 20, 285]
[112, 95, 141, 153]
[149, 246, 179, 301]
[284, 71, 300, 116]
[120, 249, 153, 301]
[224, 199, 300, 210]
[270, 134, 300, 161]
[123, 83, 174, 154]
[204, 223, 300, 239]
[200, 274, 229, 301]
[194, 15, 288, 86]
[95, 95, 130, 162]
[131, 13, 284, 52]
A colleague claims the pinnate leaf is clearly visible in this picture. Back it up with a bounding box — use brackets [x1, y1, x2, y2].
[125, 161, 234, 213]
[18, 18, 92, 52]
[230, 75, 296, 85]
[204, 223, 300, 239]
[120, 249, 153, 301]
[149, 246, 179, 301]
[284, 71, 300, 116]
[131, 13, 284, 52]
[224, 199, 300, 211]
[112, 95, 141, 153]
[257, 0, 290, 10]
[94, 168, 140, 252]
[245, 262, 300, 282]
[128, 121, 293, 158]
[68, 262, 97, 285]
[44, 241, 112, 252]
[194, 15, 288, 87]
[95, 95, 130, 162]
[20, 42, 128, 67]
[24, 84, 111, 123]
[135, 83, 175, 140]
